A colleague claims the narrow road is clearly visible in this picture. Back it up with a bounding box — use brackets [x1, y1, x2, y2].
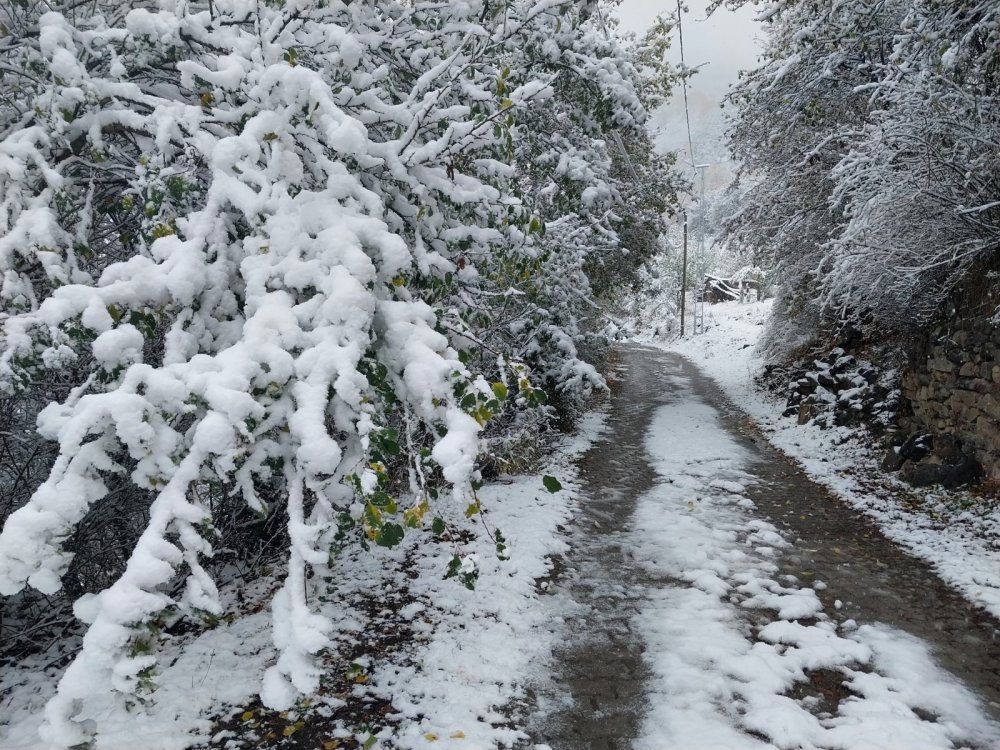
[526, 346, 1000, 750]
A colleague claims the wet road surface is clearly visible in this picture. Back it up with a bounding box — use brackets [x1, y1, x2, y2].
[525, 346, 1000, 749]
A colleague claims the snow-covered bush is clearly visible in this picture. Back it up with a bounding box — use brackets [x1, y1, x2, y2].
[0, 0, 678, 745]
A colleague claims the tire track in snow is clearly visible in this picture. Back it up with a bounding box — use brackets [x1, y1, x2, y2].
[525, 346, 677, 750]
[527, 347, 1000, 750]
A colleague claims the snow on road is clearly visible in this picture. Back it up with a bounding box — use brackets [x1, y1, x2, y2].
[662, 300, 1000, 621]
[630, 369, 1000, 749]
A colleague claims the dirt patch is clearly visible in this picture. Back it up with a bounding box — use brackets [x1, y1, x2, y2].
[785, 668, 860, 718]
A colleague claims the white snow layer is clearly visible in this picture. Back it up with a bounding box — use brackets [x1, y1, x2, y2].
[631, 389, 1000, 750]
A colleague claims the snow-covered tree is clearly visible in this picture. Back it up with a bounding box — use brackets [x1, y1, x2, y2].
[718, 0, 1000, 351]
[0, 1, 675, 745]
[823, 1, 1000, 329]
[718, 0, 906, 354]
[505, 8, 680, 409]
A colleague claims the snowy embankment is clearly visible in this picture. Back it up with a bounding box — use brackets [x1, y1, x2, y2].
[0, 415, 603, 750]
[630, 389, 999, 749]
[656, 300, 1000, 620]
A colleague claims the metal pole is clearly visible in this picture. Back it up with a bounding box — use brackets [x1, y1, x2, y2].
[680, 210, 688, 337]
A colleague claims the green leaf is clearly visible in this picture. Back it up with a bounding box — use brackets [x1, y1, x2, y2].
[444, 554, 462, 579]
[542, 475, 562, 493]
[491, 382, 508, 401]
[375, 522, 404, 548]
[431, 517, 446, 535]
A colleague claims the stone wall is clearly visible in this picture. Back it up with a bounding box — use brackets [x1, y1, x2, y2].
[901, 284, 1000, 479]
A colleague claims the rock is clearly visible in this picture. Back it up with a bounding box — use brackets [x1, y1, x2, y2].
[928, 357, 956, 373]
[817, 371, 837, 390]
[898, 432, 934, 463]
[797, 403, 817, 425]
[793, 377, 816, 395]
[900, 460, 950, 487]
[983, 393, 1000, 421]
[970, 378, 993, 395]
[941, 454, 982, 489]
[881, 447, 904, 472]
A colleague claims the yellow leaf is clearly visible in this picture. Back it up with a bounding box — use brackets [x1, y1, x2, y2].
[240, 711, 254, 722]
[323, 741, 341, 750]
[283, 725, 297, 737]
[424, 733, 439, 741]
[354, 674, 369, 684]
[392, 276, 405, 287]
[450, 731, 466, 739]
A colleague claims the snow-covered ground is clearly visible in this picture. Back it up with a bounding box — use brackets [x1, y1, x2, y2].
[659, 300, 1000, 621]
[0, 414, 604, 750]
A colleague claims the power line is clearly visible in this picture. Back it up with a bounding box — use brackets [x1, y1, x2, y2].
[675, 0, 697, 175]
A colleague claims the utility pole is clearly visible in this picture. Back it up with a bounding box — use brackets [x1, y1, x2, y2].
[680, 209, 688, 337]
[694, 163, 709, 335]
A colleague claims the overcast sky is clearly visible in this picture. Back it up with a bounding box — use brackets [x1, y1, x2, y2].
[613, 0, 763, 174]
